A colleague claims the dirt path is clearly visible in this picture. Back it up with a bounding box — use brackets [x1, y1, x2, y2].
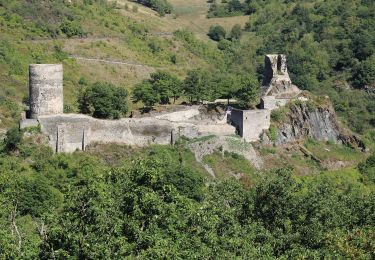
[69, 55, 154, 68]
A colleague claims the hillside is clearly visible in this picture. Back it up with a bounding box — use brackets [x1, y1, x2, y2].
[0, 0, 374, 258]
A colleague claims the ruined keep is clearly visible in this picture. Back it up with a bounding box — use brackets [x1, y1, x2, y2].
[29, 64, 64, 119]
[260, 54, 300, 110]
[228, 54, 301, 141]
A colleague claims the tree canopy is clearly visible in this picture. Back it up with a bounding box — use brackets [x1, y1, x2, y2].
[78, 82, 129, 119]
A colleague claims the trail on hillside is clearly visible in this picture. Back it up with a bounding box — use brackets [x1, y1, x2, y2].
[69, 55, 156, 68]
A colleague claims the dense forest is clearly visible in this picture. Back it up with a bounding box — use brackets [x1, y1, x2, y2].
[0, 134, 374, 258]
[0, 0, 374, 258]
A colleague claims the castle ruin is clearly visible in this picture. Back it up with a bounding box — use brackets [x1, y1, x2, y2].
[228, 54, 300, 142]
[21, 54, 301, 152]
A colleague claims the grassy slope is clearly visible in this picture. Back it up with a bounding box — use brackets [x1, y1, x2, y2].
[0, 0, 252, 130]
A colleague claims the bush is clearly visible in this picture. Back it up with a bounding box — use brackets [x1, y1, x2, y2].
[208, 25, 226, 41]
[4, 127, 22, 153]
[78, 82, 129, 119]
[135, 0, 172, 16]
[60, 20, 85, 38]
[358, 154, 375, 183]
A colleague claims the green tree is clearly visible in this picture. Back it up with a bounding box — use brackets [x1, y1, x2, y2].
[183, 69, 212, 103]
[78, 82, 129, 119]
[358, 153, 375, 183]
[229, 24, 242, 41]
[235, 74, 259, 108]
[132, 71, 182, 107]
[208, 25, 226, 41]
[149, 71, 182, 104]
[132, 81, 160, 108]
[351, 58, 375, 89]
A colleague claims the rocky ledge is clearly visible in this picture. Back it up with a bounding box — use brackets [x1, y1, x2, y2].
[276, 102, 365, 150]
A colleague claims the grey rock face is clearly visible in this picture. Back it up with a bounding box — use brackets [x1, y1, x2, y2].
[276, 103, 365, 150]
[276, 104, 340, 145]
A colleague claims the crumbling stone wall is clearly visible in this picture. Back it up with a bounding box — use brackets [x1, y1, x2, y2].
[29, 64, 63, 119]
[37, 112, 235, 153]
[229, 109, 271, 142]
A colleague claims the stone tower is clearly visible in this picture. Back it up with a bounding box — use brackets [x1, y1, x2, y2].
[261, 54, 299, 98]
[29, 64, 63, 119]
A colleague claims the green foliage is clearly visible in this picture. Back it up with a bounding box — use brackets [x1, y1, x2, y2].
[59, 20, 85, 38]
[3, 126, 22, 153]
[358, 154, 375, 183]
[132, 71, 182, 107]
[351, 57, 375, 88]
[183, 69, 212, 103]
[235, 74, 259, 108]
[207, 25, 226, 41]
[207, 0, 250, 18]
[0, 142, 374, 258]
[78, 82, 129, 119]
[134, 0, 173, 16]
[270, 109, 286, 124]
[267, 125, 278, 143]
[229, 24, 242, 41]
[132, 81, 159, 108]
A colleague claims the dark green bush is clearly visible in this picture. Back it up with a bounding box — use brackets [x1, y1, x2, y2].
[4, 126, 22, 153]
[78, 82, 129, 119]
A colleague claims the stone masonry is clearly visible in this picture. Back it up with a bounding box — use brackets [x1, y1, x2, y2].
[29, 64, 64, 119]
[228, 54, 301, 142]
[21, 55, 301, 152]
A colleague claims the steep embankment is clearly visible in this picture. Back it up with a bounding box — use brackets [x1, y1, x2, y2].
[271, 99, 365, 150]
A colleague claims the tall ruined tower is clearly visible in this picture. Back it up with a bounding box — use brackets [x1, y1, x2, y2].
[261, 54, 299, 98]
[29, 64, 63, 119]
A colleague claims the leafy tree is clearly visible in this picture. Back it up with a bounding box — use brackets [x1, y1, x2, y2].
[208, 25, 226, 41]
[78, 82, 129, 119]
[149, 71, 182, 104]
[183, 69, 212, 103]
[135, 0, 172, 16]
[358, 153, 375, 183]
[235, 74, 259, 108]
[132, 81, 159, 108]
[132, 71, 182, 107]
[229, 24, 242, 41]
[351, 58, 375, 89]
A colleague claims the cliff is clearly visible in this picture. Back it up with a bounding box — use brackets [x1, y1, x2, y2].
[274, 101, 365, 150]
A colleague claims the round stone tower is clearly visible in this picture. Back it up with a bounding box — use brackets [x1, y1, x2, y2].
[29, 64, 63, 119]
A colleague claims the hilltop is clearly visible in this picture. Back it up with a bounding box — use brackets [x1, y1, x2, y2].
[0, 0, 374, 258]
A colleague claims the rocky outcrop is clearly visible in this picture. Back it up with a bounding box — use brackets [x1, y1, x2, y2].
[275, 103, 365, 150]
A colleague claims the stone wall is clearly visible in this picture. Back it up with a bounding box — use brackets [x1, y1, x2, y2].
[260, 96, 290, 110]
[29, 64, 63, 119]
[37, 112, 236, 153]
[230, 109, 271, 142]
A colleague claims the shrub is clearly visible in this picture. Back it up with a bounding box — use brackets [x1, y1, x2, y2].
[358, 154, 375, 183]
[208, 25, 226, 41]
[78, 82, 129, 119]
[4, 127, 22, 153]
[135, 0, 172, 16]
